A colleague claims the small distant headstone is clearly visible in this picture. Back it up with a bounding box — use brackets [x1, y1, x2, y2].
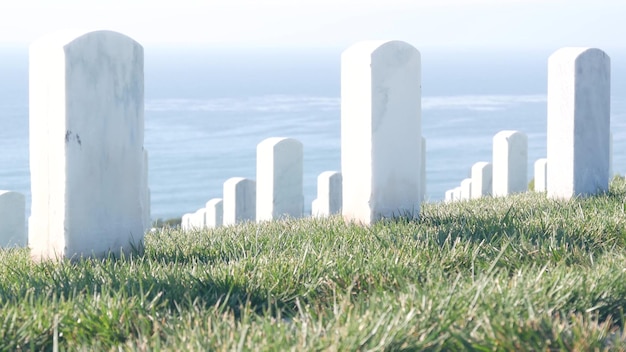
[460, 178, 472, 200]
[311, 198, 321, 217]
[453, 187, 462, 201]
[534, 158, 548, 192]
[492, 130, 528, 197]
[181, 213, 192, 231]
[547, 47, 610, 199]
[223, 177, 256, 226]
[205, 198, 223, 228]
[256, 137, 303, 222]
[0, 191, 26, 247]
[444, 189, 454, 202]
[29, 30, 145, 260]
[470, 162, 492, 199]
[341, 40, 422, 224]
[312, 171, 342, 217]
[191, 208, 207, 230]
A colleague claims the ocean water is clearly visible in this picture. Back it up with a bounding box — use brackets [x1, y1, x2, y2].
[1, 46, 626, 220]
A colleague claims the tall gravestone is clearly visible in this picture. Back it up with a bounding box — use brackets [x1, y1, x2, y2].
[0, 191, 26, 247]
[492, 130, 528, 197]
[256, 137, 303, 222]
[205, 198, 223, 228]
[534, 158, 548, 192]
[223, 177, 256, 226]
[312, 171, 342, 217]
[29, 30, 147, 260]
[547, 48, 610, 199]
[471, 161, 492, 199]
[341, 40, 421, 224]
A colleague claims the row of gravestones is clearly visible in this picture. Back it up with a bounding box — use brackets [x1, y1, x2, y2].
[180, 137, 345, 231]
[445, 48, 611, 201]
[0, 33, 423, 259]
[444, 130, 527, 201]
[446, 131, 614, 201]
[180, 137, 428, 231]
[0, 29, 612, 261]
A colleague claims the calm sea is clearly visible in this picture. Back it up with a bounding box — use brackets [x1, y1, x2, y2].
[1, 46, 626, 220]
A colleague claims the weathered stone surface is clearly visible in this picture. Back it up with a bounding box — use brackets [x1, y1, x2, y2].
[29, 30, 145, 260]
[256, 137, 303, 222]
[341, 40, 422, 224]
[492, 130, 528, 197]
[0, 191, 26, 247]
[547, 47, 610, 199]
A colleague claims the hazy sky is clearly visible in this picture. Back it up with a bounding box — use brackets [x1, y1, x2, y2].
[0, 0, 623, 50]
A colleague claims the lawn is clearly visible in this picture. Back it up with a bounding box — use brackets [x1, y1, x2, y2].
[3, 179, 626, 350]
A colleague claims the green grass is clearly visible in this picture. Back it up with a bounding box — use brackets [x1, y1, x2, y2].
[4, 179, 626, 350]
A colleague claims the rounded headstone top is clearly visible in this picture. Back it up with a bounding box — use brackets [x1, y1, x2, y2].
[257, 137, 303, 150]
[549, 47, 609, 62]
[205, 198, 223, 208]
[31, 30, 142, 50]
[318, 170, 341, 178]
[494, 130, 525, 139]
[0, 190, 24, 198]
[342, 40, 420, 58]
[472, 161, 492, 169]
[224, 177, 249, 185]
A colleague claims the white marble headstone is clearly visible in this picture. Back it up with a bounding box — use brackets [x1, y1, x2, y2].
[312, 171, 342, 217]
[444, 189, 454, 202]
[0, 191, 26, 247]
[547, 48, 610, 199]
[29, 30, 146, 260]
[181, 213, 192, 231]
[470, 161, 492, 199]
[341, 40, 422, 224]
[460, 178, 472, 200]
[223, 177, 256, 226]
[492, 130, 528, 197]
[191, 208, 207, 230]
[534, 158, 548, 192]
[256, 137, 303, 222]
[452, 187, 462, 201]
[205, 198, 223, 228]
